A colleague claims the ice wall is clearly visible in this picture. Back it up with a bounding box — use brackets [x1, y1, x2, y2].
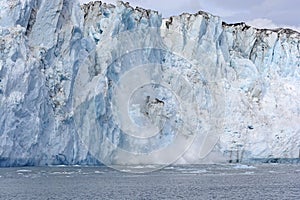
[0, 0, 299, 166]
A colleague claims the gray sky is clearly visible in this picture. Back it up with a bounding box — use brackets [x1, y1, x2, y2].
[79, 0, 300, 31]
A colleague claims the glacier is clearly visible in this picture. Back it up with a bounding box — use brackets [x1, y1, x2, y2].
[0, 0, 299, 167]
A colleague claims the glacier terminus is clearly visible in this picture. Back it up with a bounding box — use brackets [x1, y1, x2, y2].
[0, 0, 300, 167]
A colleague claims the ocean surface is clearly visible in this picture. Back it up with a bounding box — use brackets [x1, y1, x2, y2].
[0, 164, 299, 200]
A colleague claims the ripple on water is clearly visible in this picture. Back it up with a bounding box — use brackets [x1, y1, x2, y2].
[16, 169, 32, 173]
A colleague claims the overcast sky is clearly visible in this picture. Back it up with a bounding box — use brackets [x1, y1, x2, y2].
[79, 0, 300, 31]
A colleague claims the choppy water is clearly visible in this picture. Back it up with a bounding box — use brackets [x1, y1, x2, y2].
[0, 164, 299, 200]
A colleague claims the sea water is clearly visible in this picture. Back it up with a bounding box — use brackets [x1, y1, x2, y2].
[0, 164, 299, 199]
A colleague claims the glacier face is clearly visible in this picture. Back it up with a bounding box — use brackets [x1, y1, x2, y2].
[0, 0, 299, 167]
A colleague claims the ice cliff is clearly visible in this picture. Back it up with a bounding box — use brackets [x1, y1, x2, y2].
[0, 0, 299, 167]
